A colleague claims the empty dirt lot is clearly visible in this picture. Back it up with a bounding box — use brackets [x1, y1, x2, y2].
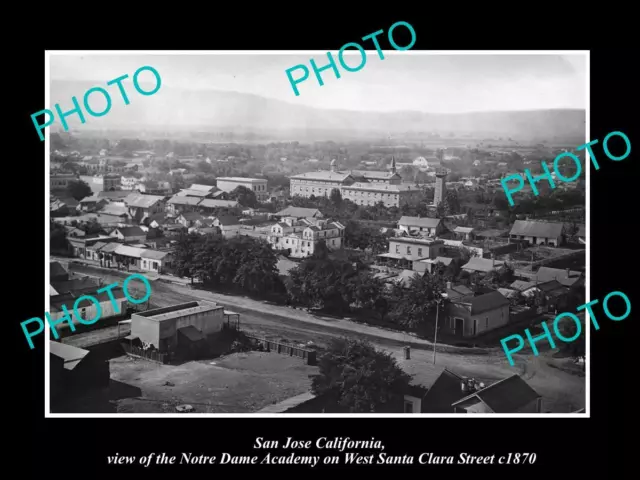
[111, 352, 319, 413]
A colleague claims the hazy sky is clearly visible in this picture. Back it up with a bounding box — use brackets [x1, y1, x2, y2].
[50, 52, 587, 114]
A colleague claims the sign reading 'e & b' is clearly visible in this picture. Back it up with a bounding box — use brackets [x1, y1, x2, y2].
[32, 65, 162, 141]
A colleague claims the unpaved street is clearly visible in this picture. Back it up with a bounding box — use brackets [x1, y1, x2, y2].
[59, 261, 586, 412]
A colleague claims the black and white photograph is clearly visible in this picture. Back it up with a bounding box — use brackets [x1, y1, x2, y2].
[45, 51, 588, 416]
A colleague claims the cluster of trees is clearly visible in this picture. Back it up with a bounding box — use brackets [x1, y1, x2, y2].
[171, 232, 449, 333]
[172, 233, 285, 297]
[343, 221, 393, 254]
[287, 243, 447, 329]
[512, 190, 585, 215]
[50, 222, 70, 253]
[290, 188, 463, 223]
[311, 337, 412, 413]
[65, 180, 92, 201]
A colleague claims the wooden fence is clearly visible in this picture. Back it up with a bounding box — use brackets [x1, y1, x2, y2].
[121, 342, 168, 364]
[243, 333, 317, 365]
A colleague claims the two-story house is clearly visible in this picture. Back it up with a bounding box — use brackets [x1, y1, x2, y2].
[378, 237, 446, 270]
[268, 218, 344, 258]
[446, 289, 510, 337]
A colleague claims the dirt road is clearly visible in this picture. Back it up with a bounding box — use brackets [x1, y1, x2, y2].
[59, 261, 586, 411]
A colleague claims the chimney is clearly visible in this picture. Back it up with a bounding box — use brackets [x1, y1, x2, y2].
[566, 268, 571, 277]
[461, 378, 479, 394]
[446, 281, 452, 290]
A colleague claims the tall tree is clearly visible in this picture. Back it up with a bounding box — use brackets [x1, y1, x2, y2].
[172, 232, 202, 282]
[229, 185, 258, 208]
[329, 188, 342, 205]
[390, 273, 446, 329]
[311, 338, 412, 413]
[65, 180, 92, 200]
[233, 239, 284, 295]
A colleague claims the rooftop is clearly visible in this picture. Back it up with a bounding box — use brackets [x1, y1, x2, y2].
[167, 196, 202, 206]
[198, 199, 239, 208]
[510, 220, 564, 239]
[391, 236, 445, 246]
[451, 374, 541, 413]
[398, 216, 442, 228]
[276, 206, 322, 218]
[343, 182, 418, 192]
[124, 194, 165, 208]
[177, 189, 211, 198]
[114, 226, 145, 236]
[462, 257, 504, 273]
[536, 267, 583, 287]
[217, 177, 266, 183]
[50, 341, 90, 370]
[421, 368, 467, 413]
[289, 170, 354, 182]
[134, 301, 222, 322]
[453, 290, 510, 314]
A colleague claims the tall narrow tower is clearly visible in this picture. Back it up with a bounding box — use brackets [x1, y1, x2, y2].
[330, 158, 337, 172]
[434, 168, 447, 207]
[389, 156, 397, 174]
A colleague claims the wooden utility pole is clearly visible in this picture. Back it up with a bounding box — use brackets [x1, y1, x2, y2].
[433, 300, 441, 365]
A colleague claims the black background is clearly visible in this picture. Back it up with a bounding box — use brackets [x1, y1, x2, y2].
[13, 10, 632, 477]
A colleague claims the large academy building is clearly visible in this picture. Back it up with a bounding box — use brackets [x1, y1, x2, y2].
[289, 158, 423, 208]
[289, 160, 355, 198]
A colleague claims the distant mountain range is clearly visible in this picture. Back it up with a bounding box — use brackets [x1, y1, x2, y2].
[50, 80, 586, 142]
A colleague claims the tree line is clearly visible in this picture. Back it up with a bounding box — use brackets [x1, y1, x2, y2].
[171, 232, 454, 335]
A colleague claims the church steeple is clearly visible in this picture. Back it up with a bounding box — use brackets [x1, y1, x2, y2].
[390, 156, 397, 174]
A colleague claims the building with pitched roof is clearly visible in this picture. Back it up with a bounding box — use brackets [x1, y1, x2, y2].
[289, 159, 355, 198]
[216, 177, 269, 202]
[176, 212, 205, 228]
[123, 193, 166, 222]
[398, 216, 444, 236]
[447, 290, 510, 337]
[50, 341, 110, 406]
[413, 256, 454, 275]
[50, 173, 77, 191]
[420, 368, 468, 413]
[509, 220, 565, 246]
[139, 249, 174, 273]
[210, 215, 242, 238]
[275, 206, 324, 219]
[535, 267, 584, 288]
[462, 256, 505, 274]
[97, 190, 130, 201]
[378, 237, 446, 269]
[453, 226, 475, 241]
[197, 199, 240, 214]
[177, 188, 216, 198]
[341, 181, 422, 207]
[451, 374, 542, 413]
[78, 195, 108, 212]
[109, 226, 147, 244]
[49, 283, 129, 330]
[50, 261, 70, 282]
[268, 217, 344, 258]
[167, 195, 202, 213]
